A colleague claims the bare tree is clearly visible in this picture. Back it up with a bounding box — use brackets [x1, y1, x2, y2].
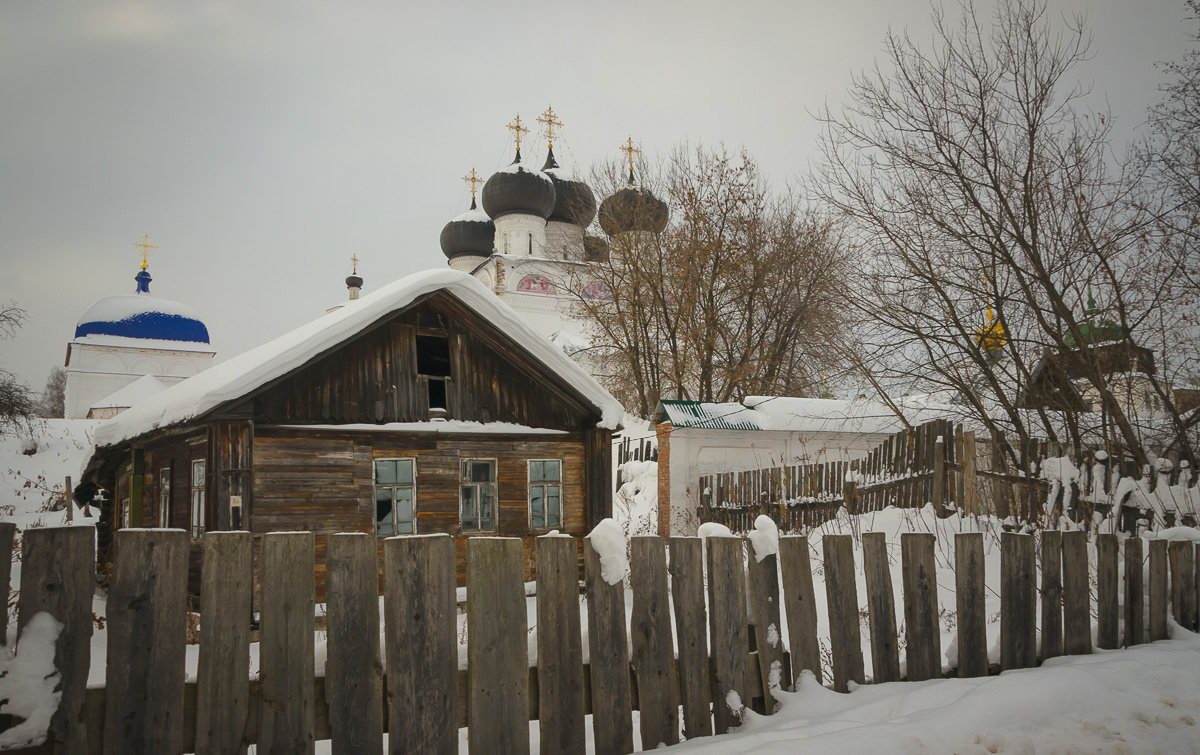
[37, 366, 66, 419]
[0, 303, 34, 429]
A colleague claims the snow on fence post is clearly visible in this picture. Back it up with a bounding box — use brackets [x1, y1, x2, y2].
[0, 521, 13, 646]
[1096, 534, 1120, 650]
[584, 534, 634, 754]
[667, 537, 713, 740]
[822, 534, 865, 692]
[17, 526, 94, 753]
[1124, 537, 1145, 647]
[630, 536, 679, 748]
[901, 533, 940, 682]
[103, 529, 189, 754]
[954, 532, 988, 677]
[536, 534, 586, 755]
[746, 536, 785, 711]
[779, 536, 821, 687]
[1149, 539, 1169, 641]
[257, 531, 316, 754]
[706, 536, 750, 734]
[1000, 532, 1036, 671]
[468, 537, 530, 755]
[861, 532, 899, 684]
[1062, 530, 1092, 655]
[1169, 541, 1197, 632]
[385, 534, 457, 755]
[324, 533, 382, 753]
[194, 531, 253, 755]
[1040, 530, 1064, 661]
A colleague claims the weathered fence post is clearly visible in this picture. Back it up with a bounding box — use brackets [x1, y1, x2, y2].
[195, 531, 253, 755]
[861, 532, 899, 683]
[1124, 537, 1145, 647]
[823, 534, 865, 691]
[779, 536, 821, 686]
[385, 534, 457, 755]
[954, 532, 987, 677]
[536, 535, 586, 755]
[1096, 534, 1120, 649]
[1169, 541, 1197, 631]
[931, 435, 947, 516]
[258, 531, 316, 754]
[17, 526, 94, 753]
[746, 538, 785, 711]
[1062, 530, 1091, 656]
[963, 431, 979, 515]
[468, 537, 530, 755]
[1040, 530, 1063, 660]
[584, 535, 633, 754]
[630, 536, 679, 748]
[1149, 539, 1169, 641]
[706, 536, 750, 733]
[325, 533, 383, 754]
[901, 533, 940, 681]
[103, 528, 190, 754]
[1000, 532, 1036, 670]
[668, 537, 713, 740]
[0, 521, 13, 646]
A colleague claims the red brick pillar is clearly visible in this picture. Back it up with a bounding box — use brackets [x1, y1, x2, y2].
[656, 422, 673, 537]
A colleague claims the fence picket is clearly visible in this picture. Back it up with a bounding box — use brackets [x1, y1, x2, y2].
[1149, 539, 1169, 641]
[584, 536, 633, 755]
[861, 532, 899, 683]
[954, 532, 987, 677]
[1096, 534, 1120, 649]
[0, 522, 12, 646]
[258, 531, 316, 754]
[325, 533, 383, 754]
[668, 538, 713, 740]
[706, 536, 750, 733]
[1000, 532, 1036, 670]
[630, 537, 679, 748]
[746, 549, 785, 711]
[823, 534, 865, 692]
[536, 535, 586, 755]
[1170, 541, 1197, 631]
[195, 532, 253, 755]
[1040, 530, 1063, 660]
[1124, 537, 1145, 647]
[779, 535, 821, 686]
[901, 533, 940, 681]
[1062, 531, 1091, 656]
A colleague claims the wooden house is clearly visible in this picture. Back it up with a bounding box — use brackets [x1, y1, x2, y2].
[79, 269, 624, 593]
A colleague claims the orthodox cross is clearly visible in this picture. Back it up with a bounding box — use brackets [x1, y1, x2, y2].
[619, 136, 641, 175]
[537, 106, 563, 149]
[507, 114, 530, 153]
[350, 253, 359, 275]
[134, 233, 157, 271]
[462, 168, 483, 200]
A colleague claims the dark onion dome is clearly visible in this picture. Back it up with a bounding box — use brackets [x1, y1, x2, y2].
[440, 198, 496, 259]
[481, 150, 556, 220]
[583, 234, 610, 262]
[75, 270, 210, 344]
[598, 177, 669, 236]
[345, 274, 363, 289]
[541, 148, 597, 227]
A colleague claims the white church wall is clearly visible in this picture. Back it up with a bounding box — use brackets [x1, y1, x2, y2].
[64, 342, 213, 419]
[545, 221, 584, 261]
[493, 214, 547, 257]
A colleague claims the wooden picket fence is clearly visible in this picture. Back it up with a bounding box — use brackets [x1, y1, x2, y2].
[5, 522, 1200, 754]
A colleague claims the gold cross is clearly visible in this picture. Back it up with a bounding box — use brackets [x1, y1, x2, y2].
[537, 106, 563, 149]
[507, 113, 530, 152]
[350, 253, 359, 274]
[462, 168, 483, 200]
[133, 233, 157, 271]
[619, 136, 641, 174]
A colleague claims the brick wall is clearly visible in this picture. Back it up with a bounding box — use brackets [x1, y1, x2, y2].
[656, 421, 672, 537]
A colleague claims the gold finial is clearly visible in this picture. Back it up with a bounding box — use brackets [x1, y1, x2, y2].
[537, 106, 563, 149]
[462, 168, 483, 200]
[506, 113, 530, 153]
[350, 253, 359, 275]
[134, 233, 157, 271]
[619, 136, 641, 175]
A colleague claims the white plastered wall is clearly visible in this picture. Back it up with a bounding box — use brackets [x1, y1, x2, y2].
[64, 342, 214, 419]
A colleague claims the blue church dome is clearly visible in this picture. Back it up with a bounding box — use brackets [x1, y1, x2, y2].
[74, 269, 210, 344]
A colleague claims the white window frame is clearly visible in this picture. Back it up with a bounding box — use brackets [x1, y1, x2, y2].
[374, 457, 417, 536]
[528, 459, 563, 530]
[158, 467, 171, 527]
[190, 459, 206, 540]
[460, 458, 497, 532]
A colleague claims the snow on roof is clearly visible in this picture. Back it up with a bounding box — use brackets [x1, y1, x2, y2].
[500, 160, 554, 184]
[70, 334, 216, 353]
[270, 421, 568, 435]
[94, 269, 624, 448]
[655, 396, 952, 436]
[452, 207, 492, 224]
[90, 374, 168, 411]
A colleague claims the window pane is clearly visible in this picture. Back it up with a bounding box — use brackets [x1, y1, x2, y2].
[397, 460, 414, 485]
[375, 460, 398, 485]
[461, 487, 476, 518]
[192, 460, 205, 487]
[376, 488, 394, 534]
[545, 460, 561, 482]
[396, 488, 413, 522]
[547, 486, 560, 527]
[529, 460, 543, 482]
[530, 486, 544, 526]
[471, 461, 492, 483]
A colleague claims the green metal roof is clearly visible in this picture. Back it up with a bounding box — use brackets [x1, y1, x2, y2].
[654, 399, 761, 430]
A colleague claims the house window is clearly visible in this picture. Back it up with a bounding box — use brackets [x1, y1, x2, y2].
[460, 459, 496, 531]
[190, 459, 206, 540]
[158, 468, 171, 527]
[417, 334, 451, 411]
[375, 458, 416, 536]
[120, 498, 130, 529]
[529, 459, 562, 529]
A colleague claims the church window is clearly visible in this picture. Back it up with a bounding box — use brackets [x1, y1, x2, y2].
[375, 458, 416, 536]
[528, 460, 562, 529]
[517, 275, 557, 295]
[460, 459, 496, 531]
[190, 459, 206, 539]
[159, 468, 171, 527]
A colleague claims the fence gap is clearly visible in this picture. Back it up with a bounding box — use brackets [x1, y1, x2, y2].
[1000, 532, 1036, 670]
[630, 536, 679, 748]
[823, 534, 865, 692]
[1062, 530, 1092, 655]
[668, 537, 713, 740]
[901, 533, 940, 681]
[324, 533, 383, 753]
[706, 536, 750, 733]
[257, 531, 316, 754]
[584, 535, 634, 754]
[861, 532, 899, 683]
[536, 535, 586, 755]
[1096, 534, 1120, 649]
[1149, 539, 1169, 641]
[195, 531, 253, 755]
[1040, 530, 1063, 660]
[954, 532, 987, 677]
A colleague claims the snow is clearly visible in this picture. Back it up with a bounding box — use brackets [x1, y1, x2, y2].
[613, 459, 658, 538]
[747, 514, 779, 562]
[499, 160, 555, 186]
[1041, 455, 1080, 516]
[664, 396, 956, 435]
[0, 612, 63, 748]
[93, 269, 624, 449]
[89, 374, 167, 411]
[451, 207, 492, 224]
[272, 421, 567, 435]
[588, 518, 627, 585]
[76, 293, 206, 330]
[697, 522, 736, 539]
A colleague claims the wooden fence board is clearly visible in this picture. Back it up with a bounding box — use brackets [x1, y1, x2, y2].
[1062, 530, 1091, 656]
[668, 537, 713, 740]
[1096, 534, 1120, 649]
[747, 548, 785, 711]
[823, 535, 864, 692]
[630, 537, 679, 748]
[955, 533, 987, 677]
[1170, 541, 1197, 631]
[103, 529, 190, 755]
[195, 532, 253, 755]
[706, 536, 749, 733]
[258, 531, 316, 755]
[1040, 531, 1063, 660]
[468, 538, 530, 755]
[324, 533, 383, 754]
[901, 533, 940, 681]
[1124, 537, 1145, 647]
[0, 521, 12, 646]
[1149, 539, 1169, 642]
[861, 532, 899, 683]
[536, 535, 586, 755]
[584, 536, 633, 755]
[1000, 532, 1036, 670]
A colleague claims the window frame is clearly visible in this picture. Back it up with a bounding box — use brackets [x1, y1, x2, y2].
[373, 457, 417, 537]
[527, 459, 563, 530]
[459, 458, 498, 532]
[158, 467, 171, 527]
[190, 458, 206, 540]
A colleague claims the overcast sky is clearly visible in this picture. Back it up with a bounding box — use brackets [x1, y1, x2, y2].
[0, 0, 1193, 390]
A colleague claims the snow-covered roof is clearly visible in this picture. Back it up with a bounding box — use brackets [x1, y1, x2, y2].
[451, 207, 491, 224]
[95, 269, 624, 448]
[90, 374, 167, 411]
[654, 396, 952, 436]
[75, 294, 210, 344]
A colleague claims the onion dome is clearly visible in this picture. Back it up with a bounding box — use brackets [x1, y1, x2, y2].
[440, 198, 496, 259]
[481, 150, 556, 220]
[583, 234, 610, 262]
[541, 148, 597, 227]
[598, 174, 669, 236]
[75, 269, 210, 344]
[345, 274, 363, 289]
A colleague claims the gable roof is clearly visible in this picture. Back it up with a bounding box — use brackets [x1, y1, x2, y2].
[654, 396, 951, 436]
[95, 269, 623, 448]
[90, 374, 168, 412]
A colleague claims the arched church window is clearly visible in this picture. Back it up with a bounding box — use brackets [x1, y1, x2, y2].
[517, 275, 557, 295]
[581, 281, 612, 300]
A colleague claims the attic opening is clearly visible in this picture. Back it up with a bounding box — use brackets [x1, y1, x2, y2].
[417, 334, 451, 412]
